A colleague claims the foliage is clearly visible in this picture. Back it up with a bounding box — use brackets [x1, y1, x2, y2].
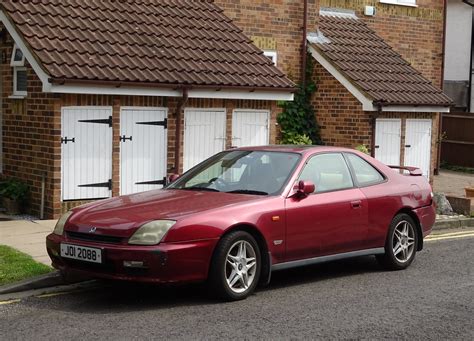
[277, 51, 322, 145]
[0, 178, 29, 201]
[281, 131, 312, 145]
[440, 162, 474, 175]
[355, 144, 369, 155]
[0, 245, 52, 286]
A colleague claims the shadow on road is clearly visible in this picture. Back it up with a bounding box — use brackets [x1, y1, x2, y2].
[25, 255, 383, 313]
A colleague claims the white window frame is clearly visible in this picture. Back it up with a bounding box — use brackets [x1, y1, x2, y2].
[263, 51, 277, 66]
[10, 44, 27, 98]
[379, 0, 417, 7]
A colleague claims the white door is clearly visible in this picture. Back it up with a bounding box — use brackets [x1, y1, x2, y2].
[404, 119, 432, 179]
[120, 107, 168, 195]
[183, 109, 226, 172]
[61, 107, 113, 200]
[231, 109, 269, 147]
[375, 119, 401, 166]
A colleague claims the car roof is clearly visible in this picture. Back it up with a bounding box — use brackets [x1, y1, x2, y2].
[232, 145, 358, 155]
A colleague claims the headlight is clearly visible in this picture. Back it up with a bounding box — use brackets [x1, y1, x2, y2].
[53, 211, 73, 236]
[128, 220, 176, 245]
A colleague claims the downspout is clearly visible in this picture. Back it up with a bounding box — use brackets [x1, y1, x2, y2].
[174, 88, 189, 173]
[301, 0, 308, 88]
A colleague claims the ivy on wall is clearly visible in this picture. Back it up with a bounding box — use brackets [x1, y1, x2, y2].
[277, 51, 322, 145]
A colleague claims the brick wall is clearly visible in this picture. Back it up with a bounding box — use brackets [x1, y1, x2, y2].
[215, 0, 318, 83]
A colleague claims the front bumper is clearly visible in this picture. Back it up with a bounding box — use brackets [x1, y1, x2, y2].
[46, 233, 219, 284]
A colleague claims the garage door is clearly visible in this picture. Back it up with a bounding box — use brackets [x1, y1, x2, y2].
[231, 109, 269, 147]
[61, 107, 113, 200]
[374, 119, 401, 166]
[183, 109, 226, 172]
[404, 119, 432, 179]
[120, 107, 168, 195]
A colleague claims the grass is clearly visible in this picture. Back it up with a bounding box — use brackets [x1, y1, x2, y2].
[0, 245, 52, 286]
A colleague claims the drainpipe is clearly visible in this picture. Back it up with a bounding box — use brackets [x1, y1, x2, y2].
[301, 0, 308, 88]
[174, 88, 189, 173]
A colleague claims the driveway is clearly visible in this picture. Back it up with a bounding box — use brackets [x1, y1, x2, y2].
[433, 170, 474, 197]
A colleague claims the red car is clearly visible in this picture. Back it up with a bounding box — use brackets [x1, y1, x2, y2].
[47, 146, 435, 300]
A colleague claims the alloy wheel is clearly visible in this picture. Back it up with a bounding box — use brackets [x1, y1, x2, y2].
[225, 240, 257, 293]
[392, 220, 415, 263]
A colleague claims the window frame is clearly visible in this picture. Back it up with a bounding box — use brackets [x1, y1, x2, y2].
[13, 66, 28, 97]
[263, 50, 277, 66]
[296, 152, 356, 195]
[10, 44, 25, 67]
[379, 0, 417, 8]
[343, 152, 387, 188]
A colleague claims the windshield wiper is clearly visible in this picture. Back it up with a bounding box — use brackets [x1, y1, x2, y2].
[181, 186, 220, 192]
[227, 189, 268, 196]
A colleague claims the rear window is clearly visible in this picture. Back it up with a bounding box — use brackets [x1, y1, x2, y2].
[346, 153, 384, 186]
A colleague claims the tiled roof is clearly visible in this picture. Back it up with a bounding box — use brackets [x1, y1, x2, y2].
[310, 14, 452, 106]
[0, 0, 295, 90]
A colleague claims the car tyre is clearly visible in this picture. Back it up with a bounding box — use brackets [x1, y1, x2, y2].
[209, 231, 261, 301]
[377, 213, 418, 271]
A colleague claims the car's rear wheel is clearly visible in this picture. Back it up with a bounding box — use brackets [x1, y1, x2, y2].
[209, 231, 261, 301]
[377, 213, 418, 270]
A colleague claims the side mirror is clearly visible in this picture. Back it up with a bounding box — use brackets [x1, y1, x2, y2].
[297, 180, 315, 196]
[168, 174, 180, 184]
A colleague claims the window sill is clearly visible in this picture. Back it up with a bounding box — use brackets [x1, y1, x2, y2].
[379, 0, 418, 7]
[8, 95, 26, 99]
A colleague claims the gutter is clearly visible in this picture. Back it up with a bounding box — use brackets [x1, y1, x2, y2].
[48, 78, 297, 93]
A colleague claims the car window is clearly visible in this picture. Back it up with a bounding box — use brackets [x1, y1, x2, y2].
[346, 153, 384, 186]
[298, 153, 353, 193]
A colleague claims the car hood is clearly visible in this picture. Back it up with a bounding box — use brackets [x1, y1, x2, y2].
[65, 189, 264, 237]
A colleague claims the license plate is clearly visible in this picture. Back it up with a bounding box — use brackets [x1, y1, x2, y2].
[60, 243, 102, 264]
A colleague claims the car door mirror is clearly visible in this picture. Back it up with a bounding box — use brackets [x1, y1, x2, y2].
[297, 180, 315, 196]
[168, 174, 180, 184]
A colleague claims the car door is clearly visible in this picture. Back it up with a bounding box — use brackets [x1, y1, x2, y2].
[285, 153, 369, 261]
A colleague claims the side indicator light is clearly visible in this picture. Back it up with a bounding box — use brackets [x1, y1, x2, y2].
[272, 216, 280, 222]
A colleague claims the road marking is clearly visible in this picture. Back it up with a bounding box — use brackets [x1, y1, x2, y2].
[429, 230, 474, 238]
[36, 291, 74, 298]
[426, 232, 474, 242]
[0, 299, 21, 305]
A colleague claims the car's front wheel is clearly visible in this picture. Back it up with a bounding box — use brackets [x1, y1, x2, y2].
[209, 231, 261, 301]
[377, 213, 418, 270]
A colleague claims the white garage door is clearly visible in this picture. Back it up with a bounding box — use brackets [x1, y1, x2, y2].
[120, 107, 168, 195]
[231, 109, 269, 147]
[404, 119, 432, 179]
[61, 107, 113, 200]
[375, 119, 401, 166]
[183, 108, 226, 172]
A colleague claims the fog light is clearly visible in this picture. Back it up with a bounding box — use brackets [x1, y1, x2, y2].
[123, 261, 146, 268]
[50, 248, 59, 257]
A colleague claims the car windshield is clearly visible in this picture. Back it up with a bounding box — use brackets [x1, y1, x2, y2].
[167, 150, 301, 195]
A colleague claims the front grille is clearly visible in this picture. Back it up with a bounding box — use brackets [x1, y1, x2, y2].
[66, 231, 124, 244]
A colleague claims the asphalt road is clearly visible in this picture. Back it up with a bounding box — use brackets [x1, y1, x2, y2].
[1, 229, 473, 340]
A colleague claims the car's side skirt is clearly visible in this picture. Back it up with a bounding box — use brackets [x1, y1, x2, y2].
[271, 248, 385, 271]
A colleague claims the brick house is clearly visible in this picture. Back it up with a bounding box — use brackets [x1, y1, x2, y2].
[0, 0, 451, 219]
[217, 0, 451, 179]
[0, 1, 294, 218]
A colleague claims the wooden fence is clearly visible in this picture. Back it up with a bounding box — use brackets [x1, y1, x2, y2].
[441, 113, 474, 168]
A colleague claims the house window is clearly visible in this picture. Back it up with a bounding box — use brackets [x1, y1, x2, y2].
[379, 0, 417, 7]
[263, 51, 277, 66]
[10, 44, 27, 97]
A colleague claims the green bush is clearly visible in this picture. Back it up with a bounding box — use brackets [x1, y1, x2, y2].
[281, 131, 312, 145]
[355, 144, 369, 155]
[0, 178, 29, 201]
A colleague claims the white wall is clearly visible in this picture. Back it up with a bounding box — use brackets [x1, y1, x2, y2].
[444, 0, 472, 82]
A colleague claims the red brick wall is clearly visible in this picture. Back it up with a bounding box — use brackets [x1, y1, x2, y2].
[215, 0, 319, 83]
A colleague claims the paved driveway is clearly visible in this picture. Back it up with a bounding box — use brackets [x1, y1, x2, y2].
[433, 170, 474, 197]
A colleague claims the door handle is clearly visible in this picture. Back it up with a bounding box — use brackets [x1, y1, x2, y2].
[351, 200, 362, 209]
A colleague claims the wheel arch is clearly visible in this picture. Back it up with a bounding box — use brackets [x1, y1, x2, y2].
[394, 207, 423, 251]
[211, 223, 271, 286]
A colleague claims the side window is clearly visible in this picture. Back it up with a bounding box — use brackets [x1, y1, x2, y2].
[298, 153, 354, 193]
[346, 153, 384, 186]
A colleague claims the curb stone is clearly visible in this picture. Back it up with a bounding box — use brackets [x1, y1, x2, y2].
[433, 217, 474, 230]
